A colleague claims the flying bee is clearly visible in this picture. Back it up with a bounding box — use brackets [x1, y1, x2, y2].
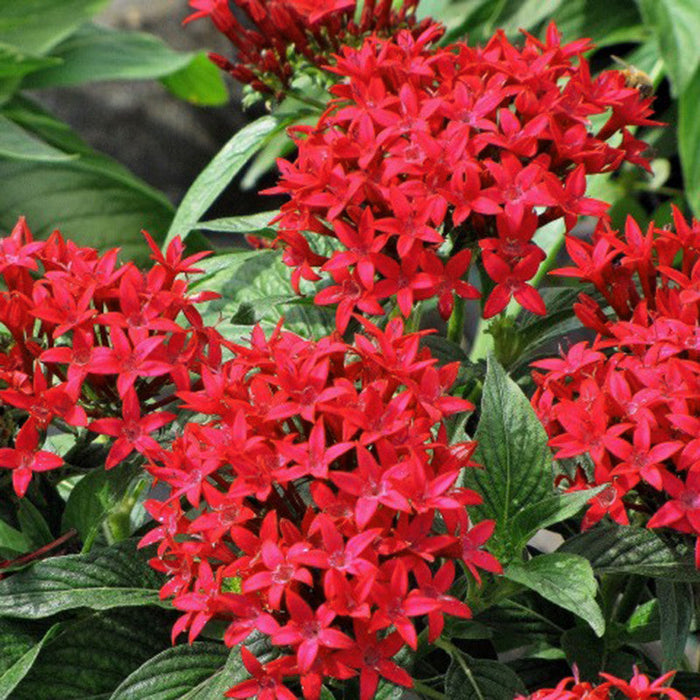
[611, 55, 654, 98]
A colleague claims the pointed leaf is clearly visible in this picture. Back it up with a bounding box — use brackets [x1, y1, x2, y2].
[462, 355, 553, 548]
[0, 518, 29, 555]
[505, 553, 605, 636]
[195, 211, 278, 236]
[657, 580, 693, 672]
[163, 116, 281, 247]
[161, 52, 228, 107]
[0, 114, 73, 161]
[444, 654, 526, 699]
[679, 65, 700, 217]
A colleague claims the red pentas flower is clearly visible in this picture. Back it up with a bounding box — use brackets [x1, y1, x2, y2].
[184, 0, 432, 97]
[517, 667, 686, 699]
[139, 320, 500, 699]
[532, 209, 700, 565]
[0, 218, 223, 497]
[268, 23, 658, 329]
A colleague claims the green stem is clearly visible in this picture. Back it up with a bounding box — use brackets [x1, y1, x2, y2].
[435, 639, 485, 700]
[412, 680, 448, 699]
[447, 297, 465, 345]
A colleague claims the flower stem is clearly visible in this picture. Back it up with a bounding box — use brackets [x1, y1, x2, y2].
[413, 680, 447, 699]
[447, 297, 465, 346]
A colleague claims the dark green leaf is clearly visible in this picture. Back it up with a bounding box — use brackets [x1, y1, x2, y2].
[161, 52, 228, 107]
[22, 24, 192, 89]
[679, 65, 700, 217]
[444, 655, 526, 699]
[17, 499, 53, 549]
[462, 355, 553, 550]
[0, 539, 164, 618]
[559, 523, 700, 581]
[0, 0, 109, 55]
[0, 97, 176, 261]
[505, 554, 605, 636]
[11, 608, 173, 700]
[0, 517, 29, 555]
[61, 463, 140, 549]
[509, 487, 605, 548]
[671, 672, 700, 697]
[110, 642, 229, 700]
[164, 116, 281, 247]
[657, 580, 693, 672]
[624, 599, 660, 644]
[551, 0, 643, 46]
[637, 0, 700, 93]
[560, 625, 604, 681]
[0, 623, 59, 700]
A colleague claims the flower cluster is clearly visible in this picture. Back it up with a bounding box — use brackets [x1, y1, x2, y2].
[517, 667, 685, 699]
[140, 318, 500, 699]
[0, 218, 220, 496]
[532, 209, 700, 563]
[185, 0, 431, 97]
[269, 23, 658, 330]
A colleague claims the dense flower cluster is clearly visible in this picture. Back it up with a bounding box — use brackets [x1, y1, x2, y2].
[0, 218, 220, 496]
[532, 209, 700, 563]
[269, 23, 658, 330]
[517, 667, 685, 699]
[185, 0, 431, 96]
[140, 318, 500, 699]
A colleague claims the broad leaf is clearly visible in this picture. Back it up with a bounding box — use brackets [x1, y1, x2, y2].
[161, 52, 228, 107]
[22, 24, 192, 89]
[163, 116, 281, 247]
[657, 580, 693, 672]
[17, 499, 53, 550]
[560, 523, 700, 581]
[0, 539, 164, 618]
[0, 623, 59, 700]
[0, 114, 74, 161]
[11, 608, 173, 699]
[444, 655, 526, 699]
[679, 65, 700, 217]
[0, 0, 109, 56]
[0, 43, 60, 80]
[0, 97, 177, 261]
[509, 486, 605, 549]
[551, 0, 642, 45]
[61, 462, 140, 550]
[462, 355, 553, 551]
[111, 643, 229, 700]
[560, 625, 605, 682]
[0, 517, 29, 555]
[195, 210, 278, 236]
[505, 553, 605, 636]
[637, 0, 700, 94]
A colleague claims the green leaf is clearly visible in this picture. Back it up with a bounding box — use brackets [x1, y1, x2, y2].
[559, 523, 700, 581]
[111, 643, 229, 700]
[509, 486, 605, 549]
[0, 517, 29, 555]
[637, 0, 700, 94]
[161, 52, 228, 107]
[560, 625, 605, 682]
[444, 655, 526, 699]
[461, 355, 553, 550]
[679, 65, 700, 217]
[0, 623, 59, 700]
[0, 97, 176, 261]
[505, 553, 605, 636]
[624, 599, 659, 644]
[195, 211, 278, 236]
[0, 539, 164, 618]
[551, 0, 643, 46]
[0, 42, 60, 79]
[22, 24, 192, 89]
[17, 499, 53, 550]
[11, 608, 173, 700]
[498, 0, 565, 35]
[61, 462, 139, 549]
[0, 0, 109, 56]
[164, 116, 281, 247]
[0, 114, 74, 161]
[657, 580, 693, 672]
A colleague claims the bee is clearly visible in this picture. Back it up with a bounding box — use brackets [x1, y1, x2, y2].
[611, 55, 654, 98]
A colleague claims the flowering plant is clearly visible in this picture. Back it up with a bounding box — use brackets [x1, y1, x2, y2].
[0, 1, 699, 699]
